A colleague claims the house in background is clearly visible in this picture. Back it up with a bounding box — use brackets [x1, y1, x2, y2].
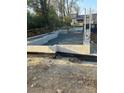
[70, 13, 97, 27]
[70, 14, 83, 26]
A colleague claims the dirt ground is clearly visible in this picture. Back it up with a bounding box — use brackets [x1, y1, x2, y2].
[27, 55, 97, 93]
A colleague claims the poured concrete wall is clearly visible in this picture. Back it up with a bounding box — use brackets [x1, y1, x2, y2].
[27, 28, 92, 55]
[27, 45, 90, 55]
[57, 45, 90, 55]
[27, 45, 56, 53]
[28, 31, 60, 45]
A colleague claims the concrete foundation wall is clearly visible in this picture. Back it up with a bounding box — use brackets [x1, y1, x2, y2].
[57, 45, 90, 55]
[27, 45, 56, 53]
[27, 45, 90, 55]
[28, 31, 59, 45]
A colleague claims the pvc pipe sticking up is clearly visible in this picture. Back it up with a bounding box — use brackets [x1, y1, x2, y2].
[83, 8, 92, 54]
[83, 8, 87, 44]
[89, 8, 92, 45]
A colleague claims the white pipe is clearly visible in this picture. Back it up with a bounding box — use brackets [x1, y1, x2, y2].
[83, 8, 92, 48]
[83, 8, 87, 44]
[89, 8, 92, 44]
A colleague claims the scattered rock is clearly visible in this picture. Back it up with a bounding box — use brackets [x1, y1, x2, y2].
[56, 89, 63, 93]
[30, 84, 34, 88]
[32, 77, 37, 80]
[68, 58, 80, 63]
